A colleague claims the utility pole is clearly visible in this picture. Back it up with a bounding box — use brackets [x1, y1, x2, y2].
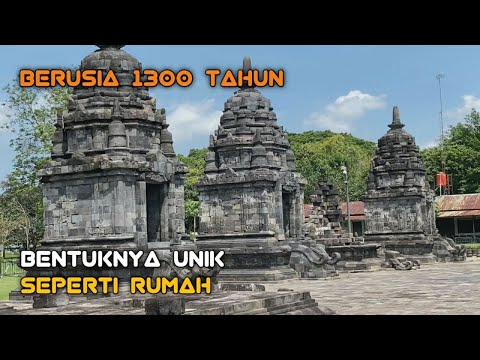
[436, 73, 446, 196]
[341, 165, 352, 235]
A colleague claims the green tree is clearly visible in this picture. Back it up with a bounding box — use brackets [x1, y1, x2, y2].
[288, 130, 337, 145]
[178, 148, 207, 202]
[289, 130, 376, 153]
[0, 209, 17, 258]
[422, 109, 480, 194]
[290, 132, 376, 202]
[1, 82, 71, 189]
[1, 82, 71, 249]
[447, 109, 480, 149]
[0, 191, 37, 256]
[0, 187, 44, 250]
[178, 149, 207, 234]
[185, 200, 200, 235]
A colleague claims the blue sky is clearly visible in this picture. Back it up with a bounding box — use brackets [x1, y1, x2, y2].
[1, 45, 480, 182]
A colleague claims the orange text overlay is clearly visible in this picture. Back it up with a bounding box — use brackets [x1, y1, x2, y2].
[19, 69, 284, 88]
[20, 276, 212, 295]
[205, 69, 284, 88]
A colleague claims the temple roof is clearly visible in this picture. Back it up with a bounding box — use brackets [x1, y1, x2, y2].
[378, 105, 415, 147]
[388, 106, 405, 130]
[79, 45, 142, 84]
[364, 106, 429, 195]
[201, 57, 303, 180]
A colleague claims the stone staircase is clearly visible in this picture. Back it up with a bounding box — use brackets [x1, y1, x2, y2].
[0, 303, 15, 315]
[184, 291, 332, 315]
[1, 290, 331, 315]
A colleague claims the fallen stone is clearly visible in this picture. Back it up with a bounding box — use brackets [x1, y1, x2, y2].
[33, 292, 69, 309]
[145, 297, 185, 315]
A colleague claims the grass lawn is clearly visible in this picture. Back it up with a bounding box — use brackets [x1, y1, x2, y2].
[0, 277, 20, 300]
[463, 243, 480, 249]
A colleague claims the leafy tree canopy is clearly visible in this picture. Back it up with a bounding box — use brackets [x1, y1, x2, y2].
[178, 148, 208, 202]
[421, 109, 480, 194]
[1, 83, 71, 190]
[0, 82, 71, 249]
[290, 132, 376, 202]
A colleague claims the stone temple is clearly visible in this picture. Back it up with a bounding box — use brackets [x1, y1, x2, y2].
[196, 57, 308, 281]
[363, 106, 437, 263]
[36, 45, 188, 277]
[304, 182, 382, 272]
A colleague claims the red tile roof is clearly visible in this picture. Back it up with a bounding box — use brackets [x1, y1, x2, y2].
[341, 201, 364, 214]
[304, 204, 313, 220]
[304, 201, 366, 221]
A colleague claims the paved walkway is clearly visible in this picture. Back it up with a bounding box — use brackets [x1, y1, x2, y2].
[263, 258, 480, 315]
[2, 259, 479, 315]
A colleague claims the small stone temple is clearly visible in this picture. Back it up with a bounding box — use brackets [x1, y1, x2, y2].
[38, 45, 187, 264]
[196, 57, 307, 281]
[363, 106, 437, 263]
[304, 182, 345, 241]
[303, 181, 382, 272]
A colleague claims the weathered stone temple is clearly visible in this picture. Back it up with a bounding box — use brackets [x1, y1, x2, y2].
[38, 46, 187, 266]
[363, 106, 437, 263]
[304, 182, 382, 272]
[196, 58, 307, 280]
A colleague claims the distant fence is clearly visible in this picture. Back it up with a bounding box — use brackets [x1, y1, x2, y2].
[466, 248, 480, 257]
[0, 258, 25, 277]
[454, 235, 479, 244]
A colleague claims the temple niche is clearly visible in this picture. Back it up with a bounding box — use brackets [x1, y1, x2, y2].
[363, 106, 437, 263]
[196, 57, 307, 281]
[39, 46, 187, 260]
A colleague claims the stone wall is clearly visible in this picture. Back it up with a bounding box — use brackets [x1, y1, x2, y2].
[199, 183, 278, 235]
[364, 196, 435, 235]
[43, 174, 141, 241]
[304, 182, 344, 240]
[65, 121, 162, 155]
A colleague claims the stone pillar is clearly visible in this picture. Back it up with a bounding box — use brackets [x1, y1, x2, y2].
[51, 109, 65, 158]
[135, 180, 148, 247]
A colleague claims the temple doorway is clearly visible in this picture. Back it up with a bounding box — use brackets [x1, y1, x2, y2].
[282, 191, 292, 237]
[146, 183, 166, 242]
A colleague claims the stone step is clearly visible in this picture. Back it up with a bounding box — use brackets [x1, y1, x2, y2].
[185, 291, 321, 315]
[185, 292, 305, 315]
[285, 307, 328, 315]
[236, 307, 269, 315]
[237, 298, 317, 315]
[0, 303, 16, 315]
[262, 292, 310, 308]
[275, 301, 325, 315]
[266, 299, 318, 315]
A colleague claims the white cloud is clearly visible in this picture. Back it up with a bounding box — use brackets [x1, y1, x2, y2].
[305, 90, 387, 132]
[167, 99, 222, 145]
[419, 140, 438, 150]
[444, 95, 480, 125]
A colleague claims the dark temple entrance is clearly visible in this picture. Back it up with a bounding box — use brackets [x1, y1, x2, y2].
[282, 191, 292, 237]
[146, 183, 166, 242]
